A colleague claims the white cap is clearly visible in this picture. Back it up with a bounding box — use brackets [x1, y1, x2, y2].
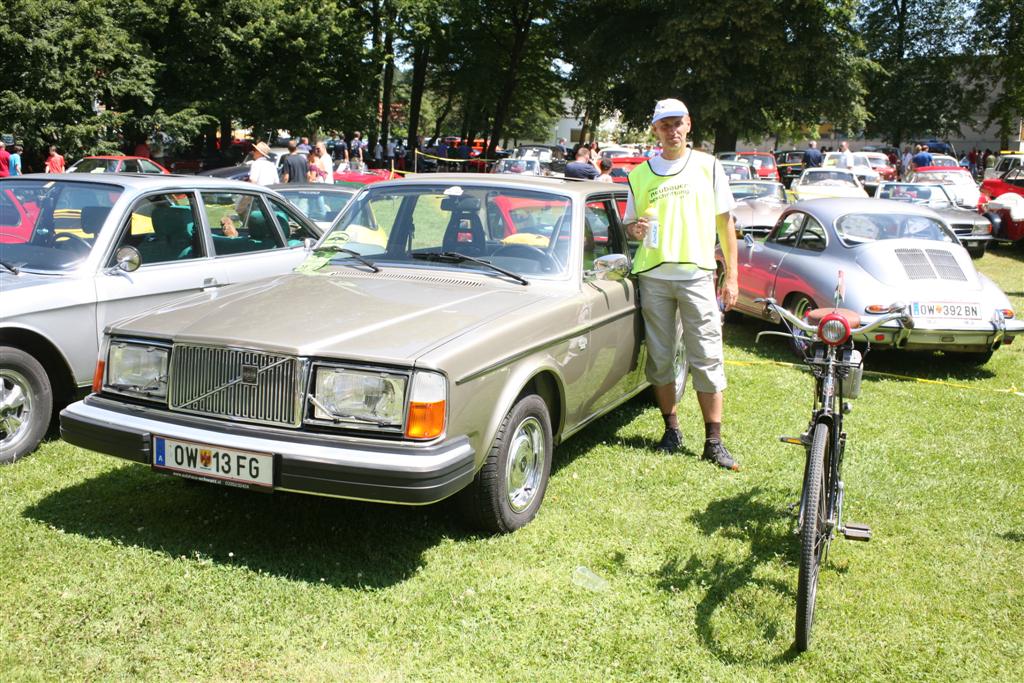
[652, 98, 689, 124]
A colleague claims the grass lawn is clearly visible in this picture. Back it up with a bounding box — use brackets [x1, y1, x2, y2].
[1, 248, 1022, 681]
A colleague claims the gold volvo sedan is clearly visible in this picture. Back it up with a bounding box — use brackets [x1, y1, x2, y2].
[61, 175, 677, 533]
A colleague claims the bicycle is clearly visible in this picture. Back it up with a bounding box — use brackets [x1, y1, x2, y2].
[754, 279, 913, 652]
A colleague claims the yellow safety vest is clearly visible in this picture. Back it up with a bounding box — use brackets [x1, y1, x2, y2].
[627, 151, 720, 275]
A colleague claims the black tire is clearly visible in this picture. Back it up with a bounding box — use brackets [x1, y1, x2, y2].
[459, 394, 552, 533]
[796, 421, 829, 652]
[966, 245, 986, 260]
[786, 293, 817, 358]
[0, 346, 53, 465]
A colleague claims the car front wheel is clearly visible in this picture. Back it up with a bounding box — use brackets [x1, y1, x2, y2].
[460, 393, 552, 533]
[0, 347, 52, 465]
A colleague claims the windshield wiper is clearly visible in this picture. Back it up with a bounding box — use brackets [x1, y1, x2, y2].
[411, 251, 529, 286]
[308, 396, 401, 427]
[315, 245, 380, 272]
[0, 260, 20, 275]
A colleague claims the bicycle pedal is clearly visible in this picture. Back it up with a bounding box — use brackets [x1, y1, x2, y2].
[779, 435, 807, 446]
[842, 523, 872, 541]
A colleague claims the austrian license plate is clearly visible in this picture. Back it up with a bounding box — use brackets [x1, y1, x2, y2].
[910, 302, 983, 320]
[153, 436, 274, 489]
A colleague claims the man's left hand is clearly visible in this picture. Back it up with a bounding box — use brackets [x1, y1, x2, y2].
[720, 275, 739, 311]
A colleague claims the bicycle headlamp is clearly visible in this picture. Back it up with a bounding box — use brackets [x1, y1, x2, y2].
[818, 313, 851, 346]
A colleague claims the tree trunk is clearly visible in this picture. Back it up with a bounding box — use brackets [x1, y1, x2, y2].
[367, 0, 383, 154]
[433, 86, 455, 141]
[379, 16, 396, 154]
[713, 126, 737, 154]
[219, 117, 232, 151]
[406, 39, 429, 153]
[486, 2, 533, 159]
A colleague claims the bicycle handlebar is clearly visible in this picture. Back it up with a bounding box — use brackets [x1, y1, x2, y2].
[754, 297, 914, 339]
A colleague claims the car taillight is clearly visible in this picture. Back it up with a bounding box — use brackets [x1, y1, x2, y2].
[818, 313, 851, 346]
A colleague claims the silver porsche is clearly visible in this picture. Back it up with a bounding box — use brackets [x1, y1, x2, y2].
[729, 180, 790, 236]
[719, 198, 1022, 364]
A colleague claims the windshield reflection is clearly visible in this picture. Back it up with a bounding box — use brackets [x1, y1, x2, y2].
[1, 179, 123, 272]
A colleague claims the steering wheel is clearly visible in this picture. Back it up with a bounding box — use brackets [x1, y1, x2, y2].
[491, 244, 557, 272]
[54, 233, 92, 253]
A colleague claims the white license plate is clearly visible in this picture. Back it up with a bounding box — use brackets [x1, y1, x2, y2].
[153, 436, 273, 489]
[910, 302, 982, 320]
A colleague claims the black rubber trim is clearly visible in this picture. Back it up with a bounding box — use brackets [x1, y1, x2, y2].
[60, 398, 477, 505]
[60, 407, 151, 465]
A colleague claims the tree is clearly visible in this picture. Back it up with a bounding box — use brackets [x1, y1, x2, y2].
[559, 0, 869, 152]
[974, 0, 1024, 148]
[859, 0, 977, 147]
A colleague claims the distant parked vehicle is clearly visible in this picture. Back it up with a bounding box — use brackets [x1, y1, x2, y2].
[67, 156, 170, 175]
[790, 168, 869, 201]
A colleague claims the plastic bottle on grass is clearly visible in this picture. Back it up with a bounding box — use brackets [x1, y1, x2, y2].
[572, 565, 609, 592]
[643, 207, 659, 249]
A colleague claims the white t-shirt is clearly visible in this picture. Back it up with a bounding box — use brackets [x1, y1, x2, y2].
[316, 153, 333, 183]
[249, 157, 279, 186]
[623, 151, 735, 280]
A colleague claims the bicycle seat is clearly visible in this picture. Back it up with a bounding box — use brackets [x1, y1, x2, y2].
[806, 307, 861, 328]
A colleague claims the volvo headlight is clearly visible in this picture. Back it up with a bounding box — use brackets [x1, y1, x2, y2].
[104, 340, 169, 400]
[311, 366, 407, 429]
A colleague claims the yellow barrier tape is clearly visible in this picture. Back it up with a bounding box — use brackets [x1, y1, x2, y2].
[415, 149, 500, 164]
[725, 358, 1024, 398]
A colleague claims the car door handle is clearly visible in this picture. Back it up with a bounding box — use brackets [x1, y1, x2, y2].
[768, 263, 778, 271]
[203, 277, 220, 288]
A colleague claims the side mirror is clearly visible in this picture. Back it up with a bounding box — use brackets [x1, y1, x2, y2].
[113, 245, 141, 273]
[587, 253, 630, 281]
[304, 237, 317, 251]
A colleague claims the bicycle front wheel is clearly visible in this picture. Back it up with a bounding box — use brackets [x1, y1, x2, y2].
[796, 421, 829, 651]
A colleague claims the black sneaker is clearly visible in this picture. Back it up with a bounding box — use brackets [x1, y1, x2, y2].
[702, 439, 740, 471]
[655, 428, 683, 453]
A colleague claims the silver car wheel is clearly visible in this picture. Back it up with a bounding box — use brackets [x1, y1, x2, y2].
[0, 369, 34, 453]
[505, 416, 545, 513]
[790, 294, 816, 319]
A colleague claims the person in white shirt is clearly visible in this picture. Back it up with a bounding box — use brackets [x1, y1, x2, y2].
[248, 142, 279, 186]
[315, 142, 333, 183]
[836, 140, 854, 170]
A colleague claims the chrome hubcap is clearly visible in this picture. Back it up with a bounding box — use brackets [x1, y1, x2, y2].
[792, 297, 813, 318]
[0, 369, 33, 451]
[505, 416, 544, 513]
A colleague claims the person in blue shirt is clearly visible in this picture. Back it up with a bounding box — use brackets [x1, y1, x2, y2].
[911, 144, 933, 171]
[802, 140, 822, 169]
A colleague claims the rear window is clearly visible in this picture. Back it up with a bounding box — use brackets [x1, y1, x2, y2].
[835, 213, 956, 246]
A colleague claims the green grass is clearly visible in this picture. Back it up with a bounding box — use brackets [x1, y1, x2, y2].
[2, 249, 1023, 680]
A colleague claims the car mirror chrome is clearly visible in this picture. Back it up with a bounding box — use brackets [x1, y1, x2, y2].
[303, 238, 317, 251]
[743, 233, 755, 247]
[588, 253, 630, 281]
[108, 246, 141, 274]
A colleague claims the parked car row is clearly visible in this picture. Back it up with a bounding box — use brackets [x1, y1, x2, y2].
[3, 168, 1022, 535]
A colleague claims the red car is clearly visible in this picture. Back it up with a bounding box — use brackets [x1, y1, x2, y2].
[609, 156, 649, 184]
[0, 188, 41, 243]
[66, 155, 170, 175]
[981, 168, 1024, 242]
[736, 152, 781, 181]
[333, 168, 399, 187]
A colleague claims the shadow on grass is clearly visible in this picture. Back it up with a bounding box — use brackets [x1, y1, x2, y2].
[551, 394, 652, 475]
[656, 487, 805, 664]
[23, 465, 473, 589]
[1000, 531, 1024, 543]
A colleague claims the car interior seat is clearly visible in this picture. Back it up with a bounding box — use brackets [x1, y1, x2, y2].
[441, 197, 486, 256]
[79, 206, 111, 239]
[139, 204, 195, 263]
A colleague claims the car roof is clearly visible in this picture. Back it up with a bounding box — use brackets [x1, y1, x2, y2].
[737, 151, 772, 157]
[363, 172, 625, 198]
[9, 172, 269, 193]
[914, 166, 969, 173]
[269, 183, 355, 192]
[78, 155, 148, 161]
[791, 197, 942, 223]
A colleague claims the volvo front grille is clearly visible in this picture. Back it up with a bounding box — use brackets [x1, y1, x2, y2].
[169, 345, 302, 426]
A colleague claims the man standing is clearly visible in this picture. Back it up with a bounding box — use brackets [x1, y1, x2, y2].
[836, 140, 854, 169]
[563, 146, 600, 180]
[802, 140, 822, 169]
[248, 141, 279, 186]
[624, 98, 740, 470]
[0, 142, 10, 177]
[280, 140, 308, 184]
[296, 137, 312, 154]
[349, 132, 364, 169]
[911, 144, 933, 171]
